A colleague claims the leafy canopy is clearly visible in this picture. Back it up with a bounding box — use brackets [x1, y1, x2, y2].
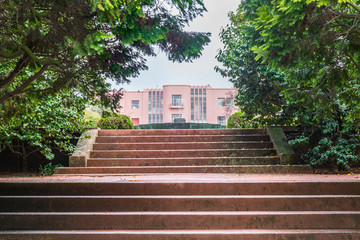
[0, 0, 211, 169]
[217, 0, 360, 168]
[0, 0, 211, 104]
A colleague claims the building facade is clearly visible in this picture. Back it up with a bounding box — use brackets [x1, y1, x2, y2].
[119, 85, 239, 126]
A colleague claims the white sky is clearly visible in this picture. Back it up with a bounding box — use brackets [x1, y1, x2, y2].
[115, 0, 241, 91]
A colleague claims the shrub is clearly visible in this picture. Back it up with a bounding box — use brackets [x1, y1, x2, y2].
[84, 108, 101, 127]
[288, 110, 360, 170]
[227, 112, 245, 128]
[227, 111, 260, 128]
[97, 113, 134, 130]
[39, 163, 64, 176]
[0, 91, 89, 172]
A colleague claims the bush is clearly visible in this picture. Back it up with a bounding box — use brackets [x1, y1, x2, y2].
[227, 111, 260, 128]
[84, 108, 101, 127]
[39, 163, 63, 176]
[97, 113, 134, 130]
[288, 110, 360, 170]
[0, 91, 89, 172]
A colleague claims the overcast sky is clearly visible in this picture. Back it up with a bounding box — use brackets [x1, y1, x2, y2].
[115, 0, 240, 91]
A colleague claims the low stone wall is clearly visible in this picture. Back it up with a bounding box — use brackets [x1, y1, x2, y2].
[69, 128, 98, 167]
[267, 127, 299, 165]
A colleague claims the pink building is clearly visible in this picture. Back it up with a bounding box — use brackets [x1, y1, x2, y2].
[119, 85, 239, 126]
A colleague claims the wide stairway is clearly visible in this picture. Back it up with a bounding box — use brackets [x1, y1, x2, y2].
[55, 129, 310, 174]
[0, 181, 359, 239]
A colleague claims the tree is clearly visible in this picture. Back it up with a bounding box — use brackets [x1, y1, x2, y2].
[239, 0, 360, 118]
[0, 90, 89, 171]
[0, 0, 211, 170]
[0, 0, 211, 104]
[217, 0, 360, 168]
[216, 10, 296, 127]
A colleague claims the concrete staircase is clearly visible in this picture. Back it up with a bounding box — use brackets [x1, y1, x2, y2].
[0, 181, 359, 239]
[55, 129, 311, 174]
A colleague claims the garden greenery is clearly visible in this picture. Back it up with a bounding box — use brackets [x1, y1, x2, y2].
[218, 0, 360, 169]
[0, 0, 210, 171]
[97, 113, 134, 130]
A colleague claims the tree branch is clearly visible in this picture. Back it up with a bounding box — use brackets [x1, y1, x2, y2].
[25, 148, 41, 159]
[0, 55, 28, 88]
[344, 52, 360, 71]
[333, 11, 360, 20]
[348, 2, 360, 14]
[21, 45, 67, 69]
[7, 143, 23, 157]
[0, 64, 49, 104]
[0, 49, 24, 58]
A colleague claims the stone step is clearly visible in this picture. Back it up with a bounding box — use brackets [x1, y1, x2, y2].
[2, 229, 360, 240]
[2, 182, 358, 196]
[1, 195, 358, 212]
[1, 211, 359, 230]
[89, 149, 277, 158]
[55, 165, 312, 174]
[55, 165, 312, 175]
[98, 129, 267, 136]
[87, 157, 281, 167]
[92, 142, 274, 150]
[95, 135, 270, 143]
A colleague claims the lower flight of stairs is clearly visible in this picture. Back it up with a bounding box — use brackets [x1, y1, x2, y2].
[55, 129, 311, 174]
[0, 181, 359, 239]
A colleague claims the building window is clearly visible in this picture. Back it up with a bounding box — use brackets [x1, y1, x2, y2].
[191, 89, 194, 121]
[218, 98, 233, 106]
[172, 114, 182, 123]
[131, 100, 139, 109]
[191, 88, 207, 123]
[217, 116, 226, 126]
[226, 98, 234, 106]
[148, 91, 163, 124]
[218, 98, 225, 106]
[172, 95, 182, 107]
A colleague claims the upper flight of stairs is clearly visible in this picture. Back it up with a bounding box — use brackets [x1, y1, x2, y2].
[0, 181, 359, 239]
[56, 129, 311, 174]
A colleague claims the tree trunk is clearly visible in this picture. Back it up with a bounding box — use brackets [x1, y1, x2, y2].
[22, 156, 28, 172]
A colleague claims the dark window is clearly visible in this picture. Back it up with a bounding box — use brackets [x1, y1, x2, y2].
[218, 98, 225, 106]
[132, 100, 139, 109]
[172, 95, 182, 107]
[226, 98, 234, 106]
[217, 116, 226, 125]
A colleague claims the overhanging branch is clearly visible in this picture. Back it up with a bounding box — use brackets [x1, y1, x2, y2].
[0, 49, 24, 58]
[348, 2, 360, 14]
[7, 144, 23, 157]
[0, 56, 28, 88]
[0, 64, 49, 104]
[21, 45, 67, 69]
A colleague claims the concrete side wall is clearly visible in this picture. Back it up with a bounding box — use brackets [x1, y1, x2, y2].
[267, 127, 299, 165]
[69, 128, 98, 167]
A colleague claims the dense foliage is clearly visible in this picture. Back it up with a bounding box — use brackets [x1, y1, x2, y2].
[0, 90, 89, 171]
[0, 0, 210, 104]
[215, 11, 297, 127]
[39, 162, 63, 176]
[227, 111, 254, 128]
[97, 113, 134, 129]
[0, 0, 210, 170]
[217, 0, 360, 169]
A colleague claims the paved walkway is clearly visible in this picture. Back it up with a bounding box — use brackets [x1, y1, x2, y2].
[0, 173, 359, 182]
